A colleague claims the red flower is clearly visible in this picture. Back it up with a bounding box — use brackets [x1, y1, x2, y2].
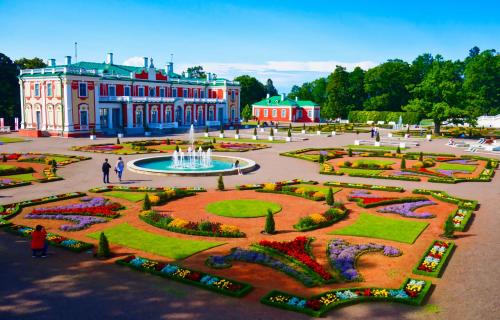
[306, 299, 322, 310]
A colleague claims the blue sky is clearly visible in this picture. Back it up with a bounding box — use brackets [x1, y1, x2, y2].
[1, 0, 498, 92]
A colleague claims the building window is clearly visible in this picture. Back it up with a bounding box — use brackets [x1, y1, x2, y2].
[183, 89, 188, 98]
[47, 83, 53, 97]
[281, 109, 286, 118]
[100, 108, 109, 128]
[264, 109, 268, 117]
[172, 88, 177, 98]
[149, 87, 155, 97]
[79, 83, 88, 97]
[80, 110, 88, 126]
[151, 109, 158, 123]
[272, 109, 277, 118]
[108, 85, 116, 97]
[160, 88, 165, 97]
[138, 87, 145, 97]
[34, 83, 40, 97]
[231, 91, 235, 100]
[165, 108, 172, 122]
[124, 86, 131, 96]
[297, 109, 302, 118]
[255, 109, 260, 117]
[136, 109, 143, 126]
[200, 90, 205, 99]
[308, 110, 313, 118]
[194, 90, 198, 98]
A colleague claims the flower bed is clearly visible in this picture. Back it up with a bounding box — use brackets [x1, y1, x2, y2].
[413, 240, 455, 277]
[348, 191, 429, 209]
[140, 210, 245, 238]
[260, 278, 431, 317]
[0, 218, 12, 227]
[323, 181, 404, 192]
[451, 208, 473, 231]
[412, 189, 478, 210]
[0, 179, 31, 189]
[377, 200, 436, 218]
[25, 214, 108, 231]
[5, 224, 93, 252]
[294, 207, 348, 231]
[88, 185, 206, 193]
[30, 197, 122, 218]
[0, 192, 85, 220]
[327, 239, 402, 281]
[117, 255, 252, 297]
[235, 179, 316, 190]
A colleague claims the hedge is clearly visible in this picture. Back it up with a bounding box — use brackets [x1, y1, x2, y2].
[293, 207, 349, 232]
[413, 240, 455, 278]
[348, 111, 422, 124]
[412, 189, 478, 210]
[323, 181, 404, 192]
[348, 196, 429, 209]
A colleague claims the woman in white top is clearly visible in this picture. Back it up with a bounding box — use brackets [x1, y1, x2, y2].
[115, 157, 125, 182]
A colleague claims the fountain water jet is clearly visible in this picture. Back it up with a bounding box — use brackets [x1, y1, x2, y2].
[171, 124, 213, 169]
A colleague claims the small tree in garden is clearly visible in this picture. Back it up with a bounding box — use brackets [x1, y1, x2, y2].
[407, 126, 410, 134]
[318, 153, 325, 164]
[375, 132, 380, 142]
[220, 124, 224, 134]
[486, 160, 492, 169]
[275, 122, 278, 129]
[348, 148, 353, 157]
[253, 127, 257, 135]
[51, 159, 57, 174]
[236, 125, 239, 134]
[396, 146, 401, 154]
[264, 209, 275, 234]
[303, 123, 306, 131]
[117, 137, 121, 145]
[213, 137, 217, 143]
[96, 232, 111, 258]
[443, 215, 455, 238]
[270, 128, 274, 136]
[205, 126, 209, 133]
[356, 130, 360, 135]
[401, 157, 406, 169]
[166, 138, 171, 145]
[326, 187, 334, 206]
[143, 193, 152, 211]
[217, 174, 225, 191]
[287, 129, 292, 138]
[2, 155, 7, 162]
[289, 123, 292, 130]
[419, 152, 423, 162]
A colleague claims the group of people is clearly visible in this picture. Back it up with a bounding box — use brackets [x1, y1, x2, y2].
[102, 157, 124, 184]
[370, 127, 380, 138]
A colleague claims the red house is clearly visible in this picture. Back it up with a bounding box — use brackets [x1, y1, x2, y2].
[252, 94, 320, 123]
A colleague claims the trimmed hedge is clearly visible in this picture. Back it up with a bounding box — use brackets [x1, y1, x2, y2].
[348, 111, 422, 124]
[413, 240, 455, 278]
[323, 181, 404, 192]
[412, 189, 478, 210]
[0, 166, 34, 176]
[293, 207, 348, 232]
[117, 255, 253, 297]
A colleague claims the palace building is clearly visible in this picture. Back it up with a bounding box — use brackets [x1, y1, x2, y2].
[252, 94, 320, 123]
[18, 53, 240, 137]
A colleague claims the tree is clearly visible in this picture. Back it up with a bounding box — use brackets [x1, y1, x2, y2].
[324, 66, 352, 118]
[396, 146, 401, 154]
[443, 215, 455, 238]
[96, 232, 111, 258]
[326, 187, 334, 206]
[253, 127, 257, 135]
[411, 53, 434, 83]
[364, 59, 415, 111]
[0, 53, 20, 125]
[234, 75, 266, 112]
[404, 59, 465, 134]
[401, 157, 406, 169]
[419, 152, 423, 162]
[348, 148, 353, 157]
[117, 137, 121, 145]
[270, 127, 274, 136]
[318, 153, 324, 164]
[375, 132, 380, 142]
[217, 174, 225, 191]
[287, 129, 291, 138]
[348, 67, 366, 110]
[264, 209, 275, 234]
[264, 79, 278, 96]
[186, 66, 206, 78]
[142, 194, 152, 211]
[14, 57, 47, 70]
[241, 104, 252, 121]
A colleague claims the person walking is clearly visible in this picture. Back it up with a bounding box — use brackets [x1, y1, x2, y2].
[102, 158, 111, 184]
[31, 225, 47, 258]
[115, 157, 125, 182]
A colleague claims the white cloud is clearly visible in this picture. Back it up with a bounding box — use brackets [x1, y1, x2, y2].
[122, 56, 146, 67]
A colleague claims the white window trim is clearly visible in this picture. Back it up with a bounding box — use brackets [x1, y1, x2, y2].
[281, 109, 286, 117]
[183, 89, 188, 98]
[264, 109, 268, 117]
[194, 90, 198, 98]
[35, 83, 40, 97]
[149, 87, 156, 97]
[47, 83, 53, 97]
[108, 85, 116, 97]
[172, 88, 177, 98]
[272, 109, 277, 118]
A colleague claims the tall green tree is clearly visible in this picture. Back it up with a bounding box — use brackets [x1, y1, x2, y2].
[264, 78, 278, 96]
[185, 66, 206, 78]
[463, 49, 500, 116]
[404, 59, 465, 134]
[363, 59, 415, 111]
[15, 57, 46, 70]
[411, 53, 434, 83]
[241, 104, 252, 121]
[0, 53, 20, 125]
[348, 66, 366, 110]
[324, 66, 352, 118]
[234, 75, 266, 112]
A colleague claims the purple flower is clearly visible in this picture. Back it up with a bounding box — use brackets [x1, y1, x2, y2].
[377, 200, 436, 218]
[25, 213, 107, 231]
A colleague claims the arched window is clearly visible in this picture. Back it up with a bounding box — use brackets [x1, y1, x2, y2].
[79, 104, 89, 127]
[135, 106, 144, 127]
[208, 106, 214, 121]
[165, 107, 172, 123]
[185, 106, 192, 124]
[47, 104, 54, 127]
[197, 107, 203, 125]
[151, 106, 158, 123]
[55, 105, 63, 127]
[25, 104, 33, 127]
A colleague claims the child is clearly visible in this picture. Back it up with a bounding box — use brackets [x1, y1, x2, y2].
[31, 225, 48, 258]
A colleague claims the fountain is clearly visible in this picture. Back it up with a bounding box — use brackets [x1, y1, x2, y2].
[127, 124, 257, 176]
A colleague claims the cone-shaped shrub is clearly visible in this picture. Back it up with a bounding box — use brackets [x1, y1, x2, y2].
[419, 152, 423, 162]
[97, 232, 111, 258]
[253, 127, 257, 135]
[396, 146, 401, 154]
[287, 129, 291, 137]
[143, 193, 152, 211]
[348, 148, 353, 157]
[375, 132, 380, 142]
[264, 209, 275, 234]
[443, 215, 455, 238]
[326, 187, 334, 206]
[217, 174, 225, 191]
[401, 157, 406, 169]
[117, 137, 121, 145]
[318, 153, 324, 164]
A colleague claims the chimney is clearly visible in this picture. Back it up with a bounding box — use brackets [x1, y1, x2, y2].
[49, 59, 56, 67]
[65, 56, 72, 65]
[281, 93, 285, 101]
[167, 62, 173, 74]
[143, 57, 148, 68]
[106, 53, 113, 64]
[266, 93, 270, 99]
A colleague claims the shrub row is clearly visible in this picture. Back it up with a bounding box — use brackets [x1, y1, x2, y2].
[348, 111, 422, 124]
[323, 181, 404, 193]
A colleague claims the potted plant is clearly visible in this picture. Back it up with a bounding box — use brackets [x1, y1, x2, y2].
[301, 123, 306, 134]
[317, 124, 322, 135]
[219, 124, 225, 138]
[90, 127, 97, 140]
[286, 128, 292, 142]
[204, 126, 209, 138]
[235, 125, 240, 139]
[252, 127, 258, 140]
[268, 127, 274, 141]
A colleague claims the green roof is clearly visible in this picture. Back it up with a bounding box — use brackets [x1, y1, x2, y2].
[253, 95, 318, 107]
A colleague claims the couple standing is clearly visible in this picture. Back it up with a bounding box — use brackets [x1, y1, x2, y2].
[102, 157, 124, 184]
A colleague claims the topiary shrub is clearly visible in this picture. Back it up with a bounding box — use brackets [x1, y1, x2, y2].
[318, 153, 325, 164]
[217, 174, 225, 191]
[419, 152, 423, 162]
[270, 128, 274, 137]
[287, 129, 291, 137]
[396, 146, 401, 154]
[375, 132, 380, 142]
[348, 148, 353, 157]
[2, 155, 7, 162]
[326, 187, 334, 206]
[143, 193, 152, 211]
[486, 160, 492, 169]
[264, 209, 275, 234]
[253, 127, 257, 135]
[117, 137, 121, 145]
[96, 232, 111, 258]
[401, 157, 406, 169]
[443, 215, 455, 238]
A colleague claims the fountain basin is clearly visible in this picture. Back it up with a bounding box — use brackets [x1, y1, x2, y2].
[127, 155, 257, 176]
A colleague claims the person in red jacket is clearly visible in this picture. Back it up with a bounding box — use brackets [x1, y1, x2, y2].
[31, 225, 48, 258]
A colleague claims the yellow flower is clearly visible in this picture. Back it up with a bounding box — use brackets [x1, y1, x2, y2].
[149, 195, 160, 205]
[309, 213, 327, 224]
[219, 224, 240, 234]
[313, 191, 325, 200]
[295, 187, 306, 195]
[263, 183, 276, 191]
[168, 218, 189, 228]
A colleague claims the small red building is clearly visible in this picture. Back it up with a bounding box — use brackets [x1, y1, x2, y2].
[252, 94, 320, 123]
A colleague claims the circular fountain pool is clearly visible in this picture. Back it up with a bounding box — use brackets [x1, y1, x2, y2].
[127, 155, 257, 176]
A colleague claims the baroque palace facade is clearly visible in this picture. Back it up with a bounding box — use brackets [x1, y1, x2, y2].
[18, 53, 241, 137]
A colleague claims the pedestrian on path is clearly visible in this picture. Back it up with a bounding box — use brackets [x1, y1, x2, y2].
[115, 157, 124, 182]
[102, 159, 111, 184]
[31, 225, 47, 258]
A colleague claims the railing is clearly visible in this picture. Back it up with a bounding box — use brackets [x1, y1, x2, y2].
[20, 67, 99, 76]
[99, 96, 225, 104]
[148, 122, 178, 129]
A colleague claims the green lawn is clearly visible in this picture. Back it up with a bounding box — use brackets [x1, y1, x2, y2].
[345, 145, 405, 151]
[88, 223, 224, 259]
[0, 165, 17, 171]
[329, 212, 429, 244]
[46, 156, 74, 163]
[1, 173, 37, 181]
[353, 159, 395, 166]
[337, 168, 384, 175]
[103, 191, 145, 202]
[292, 184, 341, 195]
[0, 137, 26, 143]
[206, 199, 282, 218]
[437, 163, 476, 172]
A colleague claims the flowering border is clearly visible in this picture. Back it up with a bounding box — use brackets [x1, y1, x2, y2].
[116, 255, 253, 298]
[260, 278, 432, 317]
[348, 195, 430, 209]
[323, 181, 404, 193]
[235, 179, 316, 190]
[413, 240, 455, 278]
[5, 224, 93, 252]
[88, 185, 206, 193]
